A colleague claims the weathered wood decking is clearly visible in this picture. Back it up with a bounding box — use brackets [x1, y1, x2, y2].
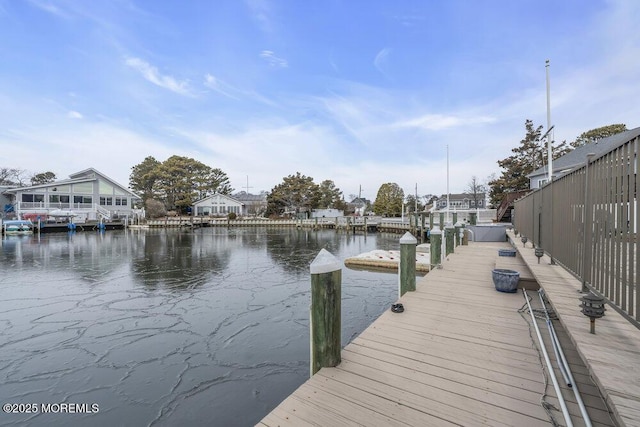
[259, 241, 618, 426]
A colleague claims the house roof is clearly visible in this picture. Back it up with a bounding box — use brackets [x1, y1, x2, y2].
[4, 167, 138, 197]
[194, 193, 244, 205]
[349, 197, 370, 205]
[528, 126, 640, 179]
[437, 193, 486, 200]
[233, 192, 266, 202]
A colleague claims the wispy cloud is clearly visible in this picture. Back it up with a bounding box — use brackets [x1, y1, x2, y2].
[260, 50, 288, 68]
[373, 48, 391, 74]
[396, 114, 496, 131]
[203, 74, 240, 99]
[67, 110, 83, 119]
[246, 0, 274, 33]
[125, 57, 192, 96]
[27, 0, 71, 19]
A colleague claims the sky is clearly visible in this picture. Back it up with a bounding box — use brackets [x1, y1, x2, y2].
[1, 0, 639, 201]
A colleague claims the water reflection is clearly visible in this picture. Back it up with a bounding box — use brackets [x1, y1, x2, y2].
[0, 228, 402, 426]
[129, 230, 232, 290]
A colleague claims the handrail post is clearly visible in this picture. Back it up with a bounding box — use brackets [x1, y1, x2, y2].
[399, 232, 417, 296]
[582, 153, 596, 292]
[310, 249, 342, 376]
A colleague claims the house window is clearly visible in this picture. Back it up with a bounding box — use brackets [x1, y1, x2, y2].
[99, 180, 114, 194]
[73, 182, 93, 193]
[115, 197, 128, 206]
[74, 196, 93, 204]
[100, 197, 113, 205]
[538, 179, 548, 188]
[22, 194, 44, 202]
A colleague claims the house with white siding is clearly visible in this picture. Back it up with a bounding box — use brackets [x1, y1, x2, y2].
[3, 168, 139, 222]
[193, 193, 243, 216]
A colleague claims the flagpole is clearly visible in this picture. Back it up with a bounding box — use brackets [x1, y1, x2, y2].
[446, 144, 450, 224]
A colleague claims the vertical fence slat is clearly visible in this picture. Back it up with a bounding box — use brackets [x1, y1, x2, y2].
[636, 137, 640, 322]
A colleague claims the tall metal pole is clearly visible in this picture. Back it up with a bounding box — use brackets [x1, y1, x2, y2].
[546, 59, 555, 264]
[545, 60, 553, 183]
[446, 145, 450, 225]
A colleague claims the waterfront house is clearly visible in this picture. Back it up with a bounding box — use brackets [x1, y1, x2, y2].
[3, 168, 139, 222]
[233, 191, 267, 217]
[347, 197, 370, 216]
[193, 193, 243, 216]
[435, 193, 486, 210]
[527, 126, 640, 189]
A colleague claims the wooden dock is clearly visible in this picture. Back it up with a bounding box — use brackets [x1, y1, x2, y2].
[259, 241, 618, 426]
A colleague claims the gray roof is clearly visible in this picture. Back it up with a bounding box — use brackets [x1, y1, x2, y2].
[528, 126, 640, 178]
[437, 193, 486, 200]
[233, 192, 266, 202]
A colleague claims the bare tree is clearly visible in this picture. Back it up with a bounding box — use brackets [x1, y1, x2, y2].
[466, 176, 487, 209]
[0, 167, 28, 186]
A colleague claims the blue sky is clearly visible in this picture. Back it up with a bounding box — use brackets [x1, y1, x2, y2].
[1, 0, 638, 200]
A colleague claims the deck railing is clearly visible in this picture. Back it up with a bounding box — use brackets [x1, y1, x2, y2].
[514, 132, 639, 327]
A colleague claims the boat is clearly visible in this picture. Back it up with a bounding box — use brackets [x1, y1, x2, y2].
[2, 220, 34, 235]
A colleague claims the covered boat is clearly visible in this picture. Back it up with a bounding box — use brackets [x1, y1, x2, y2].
[2, 220, 34, 235]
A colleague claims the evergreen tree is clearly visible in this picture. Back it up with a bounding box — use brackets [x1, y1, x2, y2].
[570, 124, 627, 148]
[373, 183, 404, 217]
[266, 172, 321, 217]
[488, 120, 568, 206]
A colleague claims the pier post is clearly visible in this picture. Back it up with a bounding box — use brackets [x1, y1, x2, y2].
[399, 232, 417, 296]
[454, 222, 462, 246]
[310, 249, 342, 376]
[439, 213, 444, 230]
[430, 227, 442, 268]
[469, 212, 477, 225]
[445, 225, 455, 255]
[452, 212, 457, 225]
[420, 213, 426, 242]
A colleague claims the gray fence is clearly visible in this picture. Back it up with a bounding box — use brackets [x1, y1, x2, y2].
[514, 133, 639, 327]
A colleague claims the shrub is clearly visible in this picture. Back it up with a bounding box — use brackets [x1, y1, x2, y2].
[145, 199, 166, 219]
[228, 212, 237, 220]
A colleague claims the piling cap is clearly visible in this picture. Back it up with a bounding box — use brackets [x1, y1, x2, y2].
[310, 248, 341, 274]
[399, 232, 417, 244]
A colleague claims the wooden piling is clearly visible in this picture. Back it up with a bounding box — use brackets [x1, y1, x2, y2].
[469, 212, 477, 225]
[445, 225, 455, 256]
[454, 222, 462, 246]
[399, 232, 417, 296]
[310, 249, 342, 377]
[430, 227, 442, 268]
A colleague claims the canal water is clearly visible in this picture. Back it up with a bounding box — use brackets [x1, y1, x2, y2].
[0, 228, 404, 426]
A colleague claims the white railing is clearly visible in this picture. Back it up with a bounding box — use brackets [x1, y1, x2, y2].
[95, 204, 111, 220]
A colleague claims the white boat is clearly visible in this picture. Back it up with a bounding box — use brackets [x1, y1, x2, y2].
[3, 220, 34, 235]
[49, 209, 78, 218]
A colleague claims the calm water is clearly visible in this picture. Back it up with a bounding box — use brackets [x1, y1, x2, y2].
[0, 227, 403, 426]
